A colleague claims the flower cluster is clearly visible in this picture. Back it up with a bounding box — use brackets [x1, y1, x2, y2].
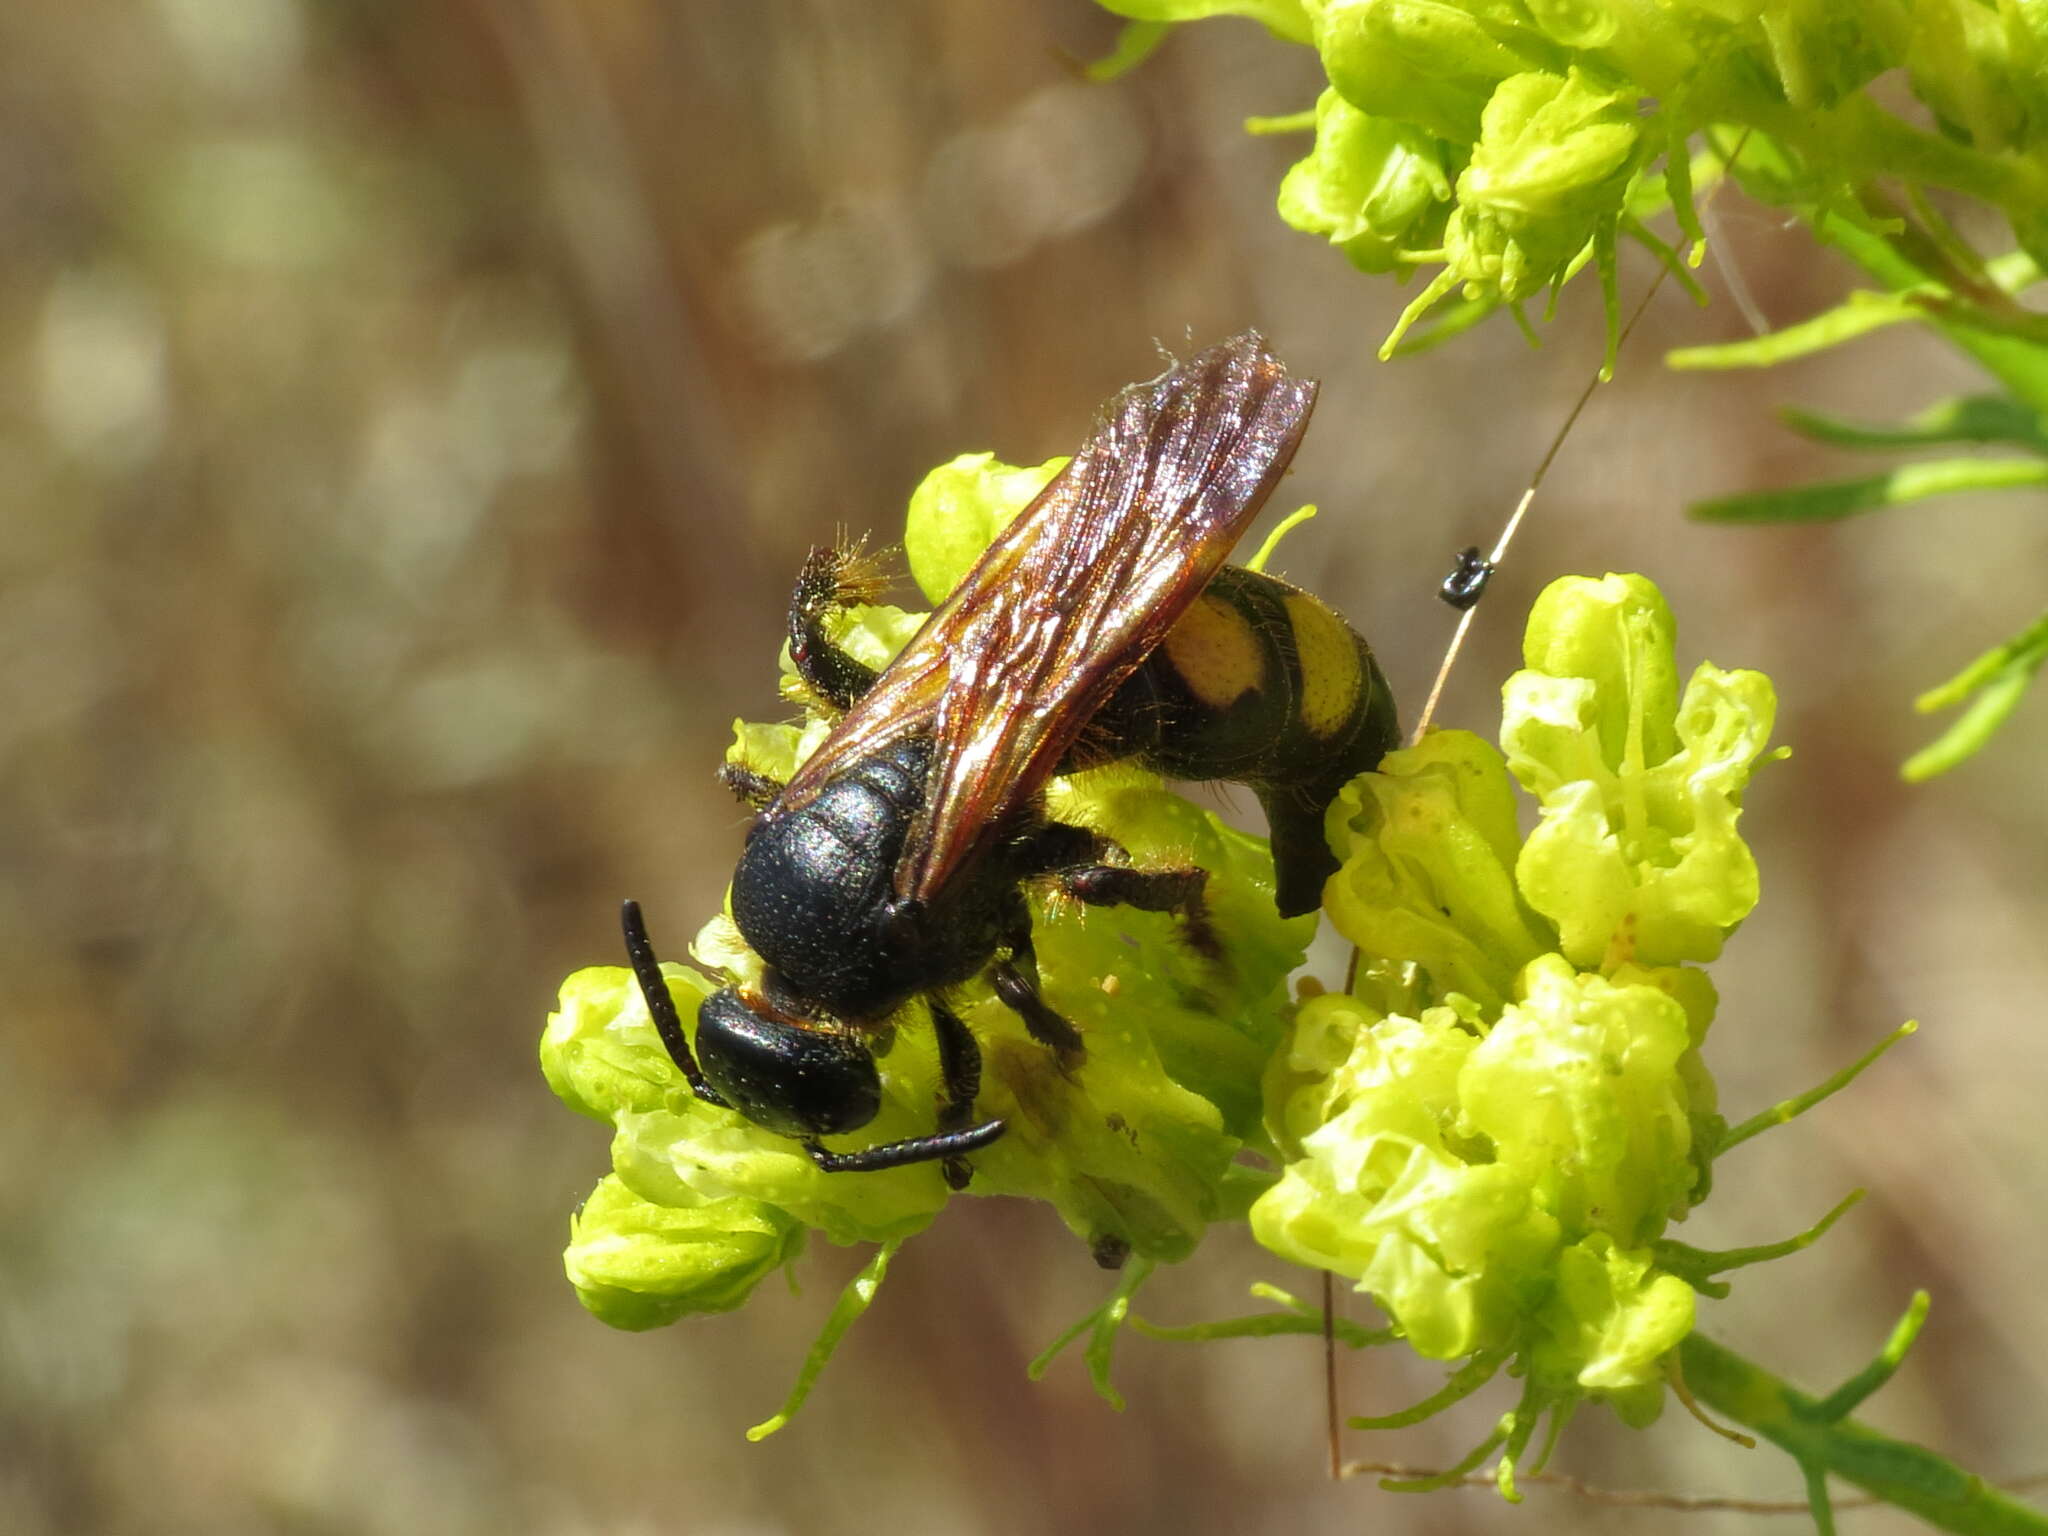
[540, 459, 1799, 1456]
[1257, 573, 1780, 1441]
[1099, 0, 2048, 355]
[541, 453, 1312, 1334]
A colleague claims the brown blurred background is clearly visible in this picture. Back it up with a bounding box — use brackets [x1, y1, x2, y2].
[4, 3, 2045, 1533]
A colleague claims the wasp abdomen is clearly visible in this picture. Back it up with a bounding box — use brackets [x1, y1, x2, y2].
[1121, 564, 1399, 917]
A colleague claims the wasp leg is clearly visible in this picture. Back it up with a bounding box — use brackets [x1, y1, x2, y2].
[1057, 862, 1218, 958]
[717, 762, 784, 810]
[1014, 820, 1220, 958]
[928, 995, 986, 1190]
[1013, 818, 1101, 872]
[621, 899, 731, 1109]
[991, 932, 1086, 1065]
[802, 1118, 1005, 1175]
[789, 544, 882, 710]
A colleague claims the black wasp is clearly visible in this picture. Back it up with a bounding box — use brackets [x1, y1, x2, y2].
[625, 334, 1398, 1187]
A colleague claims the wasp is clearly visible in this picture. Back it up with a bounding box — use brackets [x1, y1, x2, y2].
[623, 333, 1398, 1185]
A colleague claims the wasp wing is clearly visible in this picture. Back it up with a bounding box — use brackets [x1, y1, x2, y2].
[914, 334, 1317, 900]
[774, 333, 1317, 904]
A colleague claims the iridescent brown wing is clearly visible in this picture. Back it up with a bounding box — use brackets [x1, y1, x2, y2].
[777, 332, 1318, 904]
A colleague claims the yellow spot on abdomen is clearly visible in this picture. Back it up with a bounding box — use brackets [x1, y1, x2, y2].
[1285, 593, 1361, 738]
[1161, 594, 1262, 710]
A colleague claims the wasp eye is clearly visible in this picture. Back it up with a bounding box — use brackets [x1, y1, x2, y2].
[694, 987, 883, 1140]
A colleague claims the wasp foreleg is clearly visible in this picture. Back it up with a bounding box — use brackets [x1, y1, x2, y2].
[788, 543, 886, 710]
[927, 995, 987, 1190]
[801, 1119, 1006, 1176]
[990, 930, 1086, 1064]
[717, 761, 784, 810]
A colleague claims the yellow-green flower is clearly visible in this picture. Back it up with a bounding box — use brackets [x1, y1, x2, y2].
[1252, 570, 1774, 1428]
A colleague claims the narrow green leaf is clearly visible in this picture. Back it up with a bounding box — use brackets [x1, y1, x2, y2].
[1690, 457, 2048, 523]
[1349, 1350, 1504, 1430]
[1902, 609, 2048, 779]
[746, 1240, 900, 1440]
[1667, 292, 1922, 370]
[1083, 1256, 1155, 1412]
[1719, 1022, 1917, 1154]
[1529, 1398, 1576, 1478]
[1084, 19, 1169, 81]
[1386, 292, 1499, 357]
[1664, 123, 1703, 258]
[1245, 504, 1317, 573]
[1130, 1308, 1394, 1349]
[1905, 667, 2040, 780]
[1814, 1292, 1930, 1423]
[1622, 214, 1708, 305]
[1028, 1309, 1096, 1382]
[1245, 107, 1317, 136]
[1377, 1418, 1509, 1493]
[1091, 0, 1311, 44]
[1653, 1190, 1864, 1281]
[1717, 128, 2048, 413]
[1806, 1462, 1840, 1536]
[1028, 1256, 1155, 1411]
[1493, 1383, 1549, 1505]
[1379, 265, 1462, 359]
[1779, 395, 2048, 454]
[1915, 610, 2048, 712]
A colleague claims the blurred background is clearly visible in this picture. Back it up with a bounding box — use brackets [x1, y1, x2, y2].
[4, 3, 2045, 1533]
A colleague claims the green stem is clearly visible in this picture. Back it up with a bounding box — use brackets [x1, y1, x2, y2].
[1786, 94, 2048, 217]
[1678, 1331, 2048, 1535]
[1714, 129, 2048, 415]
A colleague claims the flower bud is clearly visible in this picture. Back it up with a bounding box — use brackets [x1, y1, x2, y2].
[1314, 0, 1554, 143]
[1278, 89, 1453, 273]
[1447, 70, 1642, 301]
[565, 1174, 804, 1330]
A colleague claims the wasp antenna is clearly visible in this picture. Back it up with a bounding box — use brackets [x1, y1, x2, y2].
[804, 1118, 1006, 1175]
[620, 900, 727, 1107]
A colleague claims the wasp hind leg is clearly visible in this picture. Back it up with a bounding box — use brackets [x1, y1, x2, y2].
[789, 542, 888, 710]
[1021, 821, 1220, 959]
[1057, 862, 1218, 959]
